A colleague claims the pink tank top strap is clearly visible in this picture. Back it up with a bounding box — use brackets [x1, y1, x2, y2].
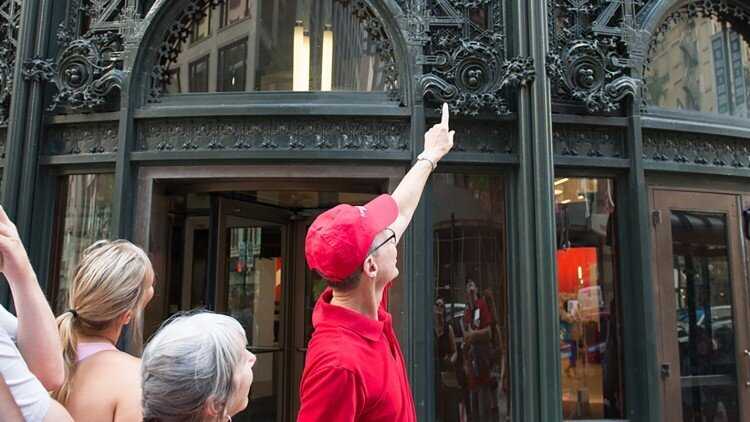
[77, 342, 117, 363]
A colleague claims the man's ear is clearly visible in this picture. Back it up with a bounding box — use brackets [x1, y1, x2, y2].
[362, 255, 378, 279]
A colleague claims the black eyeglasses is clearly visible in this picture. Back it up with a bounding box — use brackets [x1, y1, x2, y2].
[369, 229, 396, 255]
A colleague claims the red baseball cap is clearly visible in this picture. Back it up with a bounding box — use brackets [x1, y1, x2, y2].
[305, 194, 398, 283]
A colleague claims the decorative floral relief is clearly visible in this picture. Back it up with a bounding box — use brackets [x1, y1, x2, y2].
[404, 0, 534, 116]
[136, 117, 410, 152]
[547, 0, 648, 112]
[429, 120, 516, 154]
[643, 130, 750, 168]
[44, 122, 119, 155]
[0, 0, 22, 123]
[553, 125, 625, 158]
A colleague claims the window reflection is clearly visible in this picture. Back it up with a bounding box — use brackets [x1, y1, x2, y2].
[219, 38, 248, 92]
[191, 9, 211, 43]
[432, 174, 509, 422]
[221, 0, 250, 28]
[53, 174, 114, 315]
[189, 55, 210, 92]
[646, 16, 750, 118]
[164, 0, 387, 94]
[554, 178, 623, 420]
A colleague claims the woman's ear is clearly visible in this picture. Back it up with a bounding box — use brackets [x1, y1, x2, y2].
[117, 309, 134, 326]
[202, 396, 223, 419]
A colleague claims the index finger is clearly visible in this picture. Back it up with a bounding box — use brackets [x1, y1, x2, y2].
[441, 103, 450, 128]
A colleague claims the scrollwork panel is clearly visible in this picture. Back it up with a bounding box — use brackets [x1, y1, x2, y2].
[44, 122, 119, 155]
[643, 130, 750, 168]
[136, 117, 410, 152]
[553, 125, 625, 158]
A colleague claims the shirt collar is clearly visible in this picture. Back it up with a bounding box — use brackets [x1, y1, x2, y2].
[312, 288, 390, 342]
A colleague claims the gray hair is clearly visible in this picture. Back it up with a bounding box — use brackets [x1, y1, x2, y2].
[141, 311, 247, 421]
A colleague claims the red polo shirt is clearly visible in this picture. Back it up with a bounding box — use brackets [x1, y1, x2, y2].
[297, 288, 416, 422]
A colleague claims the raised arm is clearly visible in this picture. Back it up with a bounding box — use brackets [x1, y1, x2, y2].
[390, 103, 454, 241]
[0, 207, 64, 391]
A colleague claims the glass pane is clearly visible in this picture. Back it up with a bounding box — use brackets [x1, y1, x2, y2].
[54, 174, 114, 315]
[191, 10, 211, 43]
[189, 56, 210, 93]
[218, 39, 248, 92]
[431, 174, 509, 422]
[227, 225, 282, 422]
[671, 210, 740, 422]
[164, 0, 388, 94]
[222, 0, 249, 27]
[554, 178, 623, 419]
[646, 16, 750, 118]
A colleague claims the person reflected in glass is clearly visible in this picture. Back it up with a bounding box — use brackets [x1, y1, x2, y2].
[462, 279, 494, 421]
[434, 297, 459, 422]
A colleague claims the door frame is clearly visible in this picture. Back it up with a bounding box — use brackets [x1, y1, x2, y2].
[650, 188, 750, 422]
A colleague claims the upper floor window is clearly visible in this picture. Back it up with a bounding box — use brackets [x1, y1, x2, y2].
[162, 0, 390, 94]
[191, 9, 212, 44]
[646, 16, 750, 119]
[220, 0, 251, 28]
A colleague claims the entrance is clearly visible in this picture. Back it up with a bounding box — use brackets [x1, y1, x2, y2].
[651, 189, 750, 422]
[138, 171, 398, 422]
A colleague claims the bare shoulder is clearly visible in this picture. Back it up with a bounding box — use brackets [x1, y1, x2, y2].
[67, 352, 142, 420]
[77, 351, 141, 387]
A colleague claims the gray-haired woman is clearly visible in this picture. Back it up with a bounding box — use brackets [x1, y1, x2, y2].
[141, 311, 256, 422]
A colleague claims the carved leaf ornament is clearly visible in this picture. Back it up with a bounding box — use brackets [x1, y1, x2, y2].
[548, 0, 648, 112]
[0, 0, 21, 123]
[410, 0, 535, 116]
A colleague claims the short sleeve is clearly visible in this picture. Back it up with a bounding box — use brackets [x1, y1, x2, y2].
[298, 365, 365, 422]
[0, 305, 18, 341]
[0, 329, 50, 422]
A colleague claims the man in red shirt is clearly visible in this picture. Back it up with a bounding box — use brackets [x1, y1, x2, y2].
[298, 104, 455, 421]
[462, 279, 495, 421]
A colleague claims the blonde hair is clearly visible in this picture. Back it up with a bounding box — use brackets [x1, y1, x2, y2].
[141, 311, 247, 422]
[54, 239, 154, 404]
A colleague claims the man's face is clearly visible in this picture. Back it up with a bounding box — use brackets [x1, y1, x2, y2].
[369, 228, 398, 284]
[466, 281, 477, 298]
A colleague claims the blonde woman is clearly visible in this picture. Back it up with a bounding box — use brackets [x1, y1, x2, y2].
[142, 311, 256, 422]
[54, 240, 155, 421]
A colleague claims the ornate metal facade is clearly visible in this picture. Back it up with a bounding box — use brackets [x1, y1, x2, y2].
[553, 124, 625, 158]
[44, 122, 120, 155]
[405, 0, 534, 116]
[0, 0, 22, 124]
[547, 0, 649, 112]
[643, 129, 750, 168]
[22, 0, 130, 111]
[137, 117, 410, 152]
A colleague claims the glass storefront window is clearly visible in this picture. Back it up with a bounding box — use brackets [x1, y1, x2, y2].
[53, 174, 114, 315]
[432, 173, 509, 422]
[554, 177, 623, 419]
[164, 0, 388, 94]
[646, 16, 750, 119]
